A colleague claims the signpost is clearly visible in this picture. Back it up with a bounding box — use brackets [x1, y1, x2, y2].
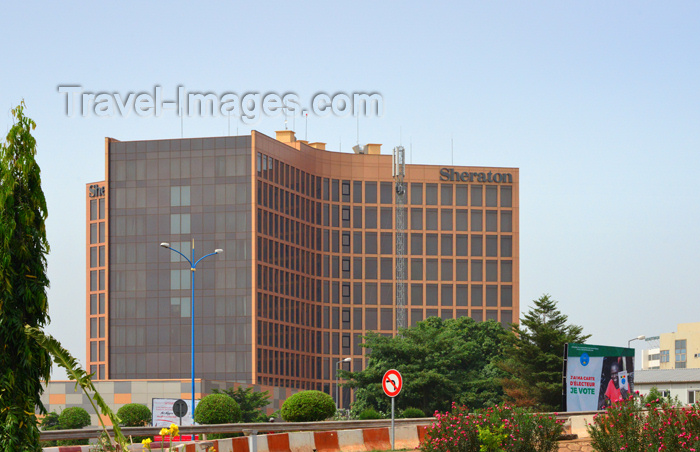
[172, 399, 188, 426]
[382, 369, 403, 450]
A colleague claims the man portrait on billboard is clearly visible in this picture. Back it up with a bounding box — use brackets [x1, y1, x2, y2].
[598, 357, 634, 409]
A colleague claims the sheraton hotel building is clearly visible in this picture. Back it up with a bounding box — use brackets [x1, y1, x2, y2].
[85, 130, 519, 402]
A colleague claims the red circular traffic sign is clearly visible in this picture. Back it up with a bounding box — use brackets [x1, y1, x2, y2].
[382, 369, 402, 397]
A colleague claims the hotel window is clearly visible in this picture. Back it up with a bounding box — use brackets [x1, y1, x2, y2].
[485, 236, 498, 257]
[676, 340, 687, 367]
[380, 233, 393, 254]
[501, 186, 512, 207]
[485, 211, 497, 232]
[439, 234, 451, 256]
[411, 234, 423, 255]
[380, 182, 392, 204]
[365, 207, 377, 229]
[331, 179, 339, 201]
[660, 350, 670, 362]
[411, 208, 423, 230]
[426, 209, 438, 230]
[456, 235, 468, 256]
[441, 184, 453, 206]
[426, 184, 438, 205]
[90, 199, 98, 220]
[170, 186, 191, 206]
[353, 181, 362, 203]
[441, 209, 453, 231]
[380, 208, 393, 229]
[365, 182, 377, 203]
[501, 211, 512, 232]
[485, 186, 498, 207]
[471, 186, 483, 207]
[342, 181, 350, 202]
[410, 183, 423, 205]
[441, 284, 453, 306]
[456, 185, 468, 206]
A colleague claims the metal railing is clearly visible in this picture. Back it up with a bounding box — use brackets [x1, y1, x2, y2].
[39, 417, 434, 442]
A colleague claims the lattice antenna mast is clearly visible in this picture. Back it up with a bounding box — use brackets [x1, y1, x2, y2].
[393, 146, 407, 331]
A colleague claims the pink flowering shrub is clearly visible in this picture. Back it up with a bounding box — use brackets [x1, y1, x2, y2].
[587, 395, 700, 451]
[419, 403, 564, 452]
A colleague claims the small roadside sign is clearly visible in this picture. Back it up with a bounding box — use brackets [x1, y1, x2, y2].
[382, 369, 402, 398]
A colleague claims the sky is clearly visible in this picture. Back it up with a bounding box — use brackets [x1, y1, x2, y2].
[1, 2, 699, 379]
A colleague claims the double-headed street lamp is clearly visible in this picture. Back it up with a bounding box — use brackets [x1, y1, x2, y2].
[336, 357, 352, 410]
[161, 240, 222, 423]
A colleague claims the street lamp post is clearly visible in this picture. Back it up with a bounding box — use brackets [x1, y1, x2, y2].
[628, 335, 646, 348]
[335, 357, 352, 410]
[161, 240, 222, 424]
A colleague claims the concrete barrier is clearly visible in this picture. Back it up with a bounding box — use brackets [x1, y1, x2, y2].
[43, 414, 595, 452]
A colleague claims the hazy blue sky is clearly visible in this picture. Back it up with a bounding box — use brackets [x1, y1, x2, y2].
[2, 2, 699, 378]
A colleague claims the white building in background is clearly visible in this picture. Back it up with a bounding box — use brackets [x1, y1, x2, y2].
[634, 368, 700, 406]
[641, 322, 700, 370]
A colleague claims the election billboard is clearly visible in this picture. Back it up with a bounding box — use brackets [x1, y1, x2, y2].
[151, 398, 199, 426]
[564, 343, 635, 412]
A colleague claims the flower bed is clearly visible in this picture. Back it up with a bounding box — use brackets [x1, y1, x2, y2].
[420, 403, 564, 452]
[587, 395, 700, 451]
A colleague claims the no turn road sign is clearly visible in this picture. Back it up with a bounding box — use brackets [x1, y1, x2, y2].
[382, 369, 402, 397]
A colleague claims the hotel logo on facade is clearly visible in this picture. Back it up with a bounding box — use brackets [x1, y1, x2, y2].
[439, 168, 513, 184]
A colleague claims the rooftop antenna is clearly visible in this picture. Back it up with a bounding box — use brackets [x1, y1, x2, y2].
[356, 114, 360, 145]
[339, 136, 342, 152]
[284, 107, 288, 130]
[180, 104, 183, 138]
[227, 112, 231, 136]
[305, 112, 308, 140]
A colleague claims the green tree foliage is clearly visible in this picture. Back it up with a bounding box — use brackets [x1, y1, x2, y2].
[0, 101, 52, 452]
[213, 386, 271, 422]
[116, 403, 151, 427]
[343, 316, 507, 415]
[194, 394, 242, 425]
[280, 390, 336, 422]
[498, 294, 589, 411]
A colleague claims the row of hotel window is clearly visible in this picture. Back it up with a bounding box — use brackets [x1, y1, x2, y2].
[259, 202, 513, 232]
[257, 276, 513, 307]
[110, 152, 251, 181]
[256, 153, 514, 207]
[258, 258, 513, 286]
[258, 234, 512, 263]
[110, 184, 250, 210]
[257, 291, 513, 327]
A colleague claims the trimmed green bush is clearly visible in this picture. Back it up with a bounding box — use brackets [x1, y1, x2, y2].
[117, 403, 151, 442]
[194, 393, 242, 425]
[358, 408, 383, 420]
[57, 407, 91, 446]
[281, 390, 336, 422]
[117, 403, 151, 426]
[58, 407, 91, 429]
[401, 407, 426, 418]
